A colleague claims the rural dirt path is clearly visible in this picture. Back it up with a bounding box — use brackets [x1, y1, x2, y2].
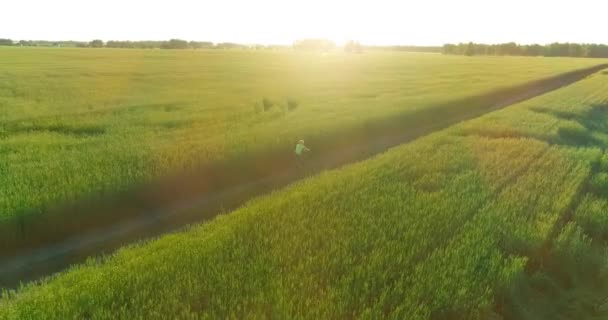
[1, 64, 606, 288]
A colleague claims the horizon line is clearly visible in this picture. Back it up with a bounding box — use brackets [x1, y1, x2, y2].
[4, 38, 608, 47]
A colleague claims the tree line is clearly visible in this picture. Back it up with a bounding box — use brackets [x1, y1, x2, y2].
[0, 38, 442, 53]
[0, 39, 87, 47]
[0, 38, 266, 50]
[443, 42, 608, 58]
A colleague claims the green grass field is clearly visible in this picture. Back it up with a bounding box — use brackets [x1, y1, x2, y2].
[0, 48, 604, 221]
[1, 56, 608, 319]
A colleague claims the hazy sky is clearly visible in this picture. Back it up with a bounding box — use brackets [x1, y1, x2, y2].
[2, 0, 607, 45]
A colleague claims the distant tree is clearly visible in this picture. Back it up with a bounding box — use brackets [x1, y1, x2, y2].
[89, 39, 104, 48]
[442, 44, 458, 54]
[476, 43, 490, 55]
[140, 41, 164, 49]
[161, 39, 189, 49]
[464, 42, 475, 56]
[545, 43, 570, 57]
[568, 43, 585, 57]
[189, 41, 214, 49]
[106, 40, 122, 48]
[441, 42, 608, 58]
[60, 41, 85, 47]
[485, 45, 496, 55]
[0, 39, 13, 46]
[587, 44, 608, 58]
[496, 42, 520, 55]
[523, 44, 544, 56]
[216, 42, 245, 49]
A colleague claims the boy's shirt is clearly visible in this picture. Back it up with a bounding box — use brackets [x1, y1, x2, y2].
[295, 143, 307, 155]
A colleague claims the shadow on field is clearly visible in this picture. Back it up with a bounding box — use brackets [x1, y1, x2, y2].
[491, 104, 608, 320]
[538, 104, 608, 148]
[460, 103, 608, 149]
[0, 64, 606, 289]
[448, 103, 608, 320]
[6, 123, 107, 137]
[452, 103, 608, 319]
[496, 222, 608, 320]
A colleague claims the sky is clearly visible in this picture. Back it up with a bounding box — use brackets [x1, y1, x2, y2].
[2, 0, 607, 46]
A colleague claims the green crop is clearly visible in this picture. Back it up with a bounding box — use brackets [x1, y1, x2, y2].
[0, 48, 603, 221]
[1, 58, 608, 318]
